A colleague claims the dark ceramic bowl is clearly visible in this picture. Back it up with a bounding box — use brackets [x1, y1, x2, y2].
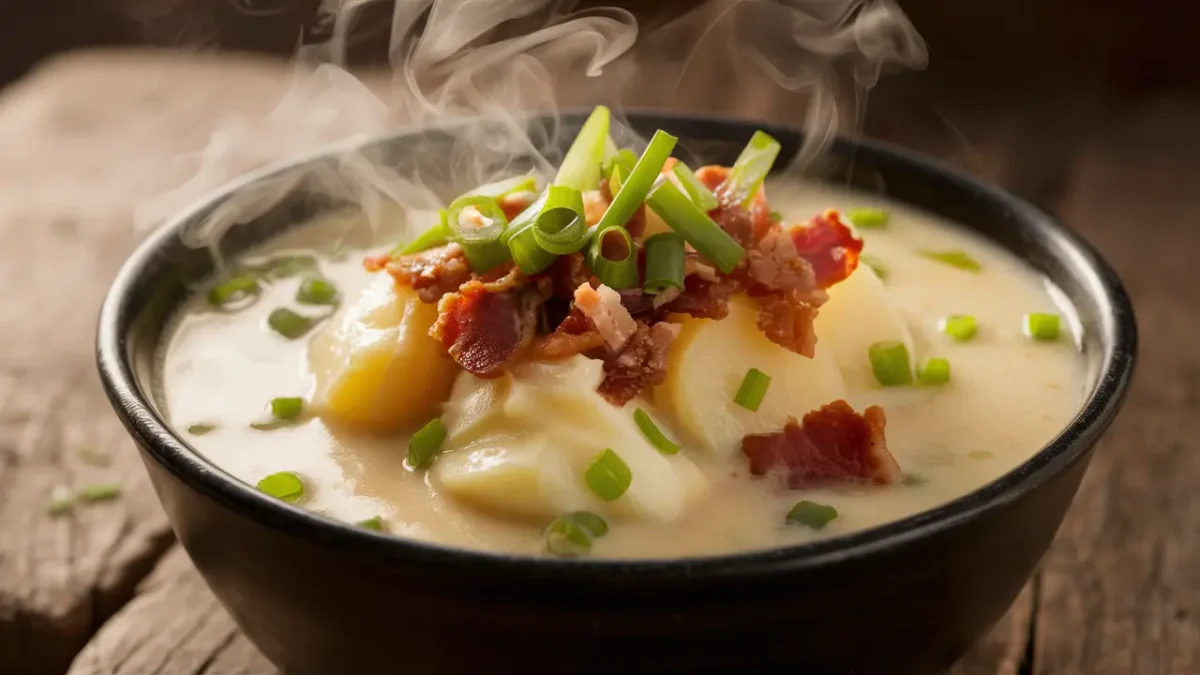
[96, 112, 1136, 675]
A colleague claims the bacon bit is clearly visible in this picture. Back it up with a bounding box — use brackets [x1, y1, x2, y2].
[430, 268, 545, 378]
[662, 157, 679, 174]
[697, 164, 775, 245]
[661, 275, 741, 320]
[739, 228, 824, 303]
[500, 190, 537, 221]
[386, 244, 472, 304]
[694, 165, 728, 192]
[756, 291, 819, 358]
[536, 307, 606, 359]
[574, 283, 638, 351]
[584, 189, 610, 227]
[617, 288, 656, 318]
[544, 251, 591, 300]
[709, 204, 755, 247]
[592, 183, 645, 237]
[684, 255, 720, 282]
[789, 210, 863, 288]
[597, 321, 679, 405]
[363, 253, 392, 273]
[741, 401, 901, 488]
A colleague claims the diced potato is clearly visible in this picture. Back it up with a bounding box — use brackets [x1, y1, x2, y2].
[813, 264, 915, 387]
[309, 274, 459, 432]
[433, 356, 708, 524]
[656, 295, 846, 456]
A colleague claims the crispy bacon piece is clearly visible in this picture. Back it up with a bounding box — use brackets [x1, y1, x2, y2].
[499, 190, 537, 221]
[661, 275, 741, 320]
[385, 244, 473, 304]
[741, 400, 901, 488]
[789, 210, 863, 288]
[574, 283, 638, 351]
[598, 322, 679, 405]
[536, 308, 606, 359]
[739, 228, 824, 303]
[756, 291, 819, 358]
[695, 164, 776, 243]
[431, 269, 545, 378]
[363, 253, 391, 273]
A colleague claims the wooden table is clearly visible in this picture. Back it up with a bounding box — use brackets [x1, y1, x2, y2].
[0, 49, 1195, 675]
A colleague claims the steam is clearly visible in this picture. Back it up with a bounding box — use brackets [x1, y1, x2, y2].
[135, 0, 926, 256]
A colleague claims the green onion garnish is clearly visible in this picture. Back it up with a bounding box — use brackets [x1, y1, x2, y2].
[267, 308, 316, 340]
[568, 511, 609, 538]
[469, 175, 537, 199]
[256, 471, 304, 503]
[78, 483, 123, 503]
[1024, 313, 1061, 341]
[270, 397, 304, 420]
[786, 500, 838, 530]
[860, 254, 888, 280]
[584, 449, 632, 502]
[769, 210, 784, 223]
[642, 232, 686, 295]
[296, 277, 339, 306]
[587, 226, 640, 289]
[357, 516, 385, 531]
[868, 341, 913, 386]
[554, 106, 610, 191]
[532, 185, 589, 255]
[633, 408, 681, 455]
[47, 487, 73, 517]
[595, 130, 677, 234]
[733, 368, 772, 411]
[941, 314, 977, 341]
[397, 216, 451, 256]
[671, 161, 720, 212]
[408, 418, 448, 469]
[724, 130, 782, 207]
[544, 510, 610, 557]
[208, 274, 260, 307]
[502, 191, 557, 274]
[916, 357, 951, 386]
[646, 180, 745, 274]
[848, 208, 890, 229]
[919, 249, 982, 272]
[256, 255, 318, 279]
[445, 194, 512, 273]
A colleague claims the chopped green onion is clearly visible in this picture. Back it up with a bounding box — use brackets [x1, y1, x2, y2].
[46, 486, 73, 517]
[357, 516, 385, 531]
[724, 130, 782, 207]
[919, 249, 982, 272]
[860, 254, 888, 280]
[941, 314, 978, 341]
[397, 216, 451, 256]
[848, 208, 890, 229]
[607, 148, 638, 195]
[584, 449, 632, 501]
[595, 130, 678, 234]
[544, 516, 593, 557]
[554, 106, 610, 190]
[503, 191, 557, 274]
[187, 423, 217, 436]
[587, 226, 639, 289]
[1024, 313, 1061, 341]
[868, 341, 913, 386]
[469, 175, 537, 199]
[267, 308, 316, 339]
[567, 511, 609, 538]
[532, 185, 589, 255]
[633, 408, 681, 455]
[445, 194, 512, 273]
[786, 500, 838, 530]
[77, 483, 123, 503]
[256, 471, 304, 503]
[733, 368, 772, 411]
[78, 447, 111, 467]
[270, 397, 304, 420]
[916, 357, 951, 386]
[669, 161, 719, 212]
[296, 277, 339, 306]
[642, 232, 686, 295]
[408, 418, 448, 469]
[647, 180, 745, 274]
[208, 274, 260, 307]
[769, 210, 784, 223]
[255, 255, 318, 279]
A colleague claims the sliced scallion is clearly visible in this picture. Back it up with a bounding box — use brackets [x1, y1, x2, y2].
[642, 232, 685, 295]
[633, 408, 681, 455]
[568, 511, 609, 538]
[445, 194, 511, 273]
[77, 483, 122, 503]
[587, 226, 639, 289]
[270, 397, 304, 420]
[646, 180, 745, 274]
[769, 210, 784, 223]
[554, 106, 610, 191]
[46, 487, 73, 517]
[733, 368, 772, 411]
[469, 175, 537, 199]
[506, 222, 557, 274]
[595, 130, 677, 234]
[786, 500, 838, 530]
[256, 471, 304, 503]
[584, 449, 632, 502]
[397, 216, 451, 256]
[186, 423, 216, 436]
[919, 249, 982, 273]
[256, 255, 318, 280]
[532, 185, 589, 255]
[296, 277, 339, 306]
[408, 418, 448, 469]
[544, 516, 593, 557]
[848, 208, 890, 229]
[208, 274, 260, 307]
[357, 516, 385, 531]
[941, 314, 977, 341]
[672, 161, 719, 212]
[861, 253, 888, 280]
[1024, 313, 1061, 341]
[267, 308, 315, 340]
[916, 357, 951, 386]
[868, 341, 913, 386]
[607, 148, 638, 195]
[724, 130, 782, 207]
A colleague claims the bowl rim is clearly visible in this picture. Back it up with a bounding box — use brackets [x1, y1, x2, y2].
[96, 110, 1137, 586]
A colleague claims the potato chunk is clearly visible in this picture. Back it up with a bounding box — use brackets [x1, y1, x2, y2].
[655, 295, 846, 456]
[309, 274, 459, 432]
[812, 264, 915, 387]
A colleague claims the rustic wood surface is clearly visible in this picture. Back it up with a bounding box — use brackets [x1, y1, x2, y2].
[0, 49, 1194, 675]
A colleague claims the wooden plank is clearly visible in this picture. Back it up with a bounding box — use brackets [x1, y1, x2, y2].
[1032, 96, 1200, 675]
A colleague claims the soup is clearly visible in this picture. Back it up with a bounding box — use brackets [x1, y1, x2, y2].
[158, 109, 1086, 558]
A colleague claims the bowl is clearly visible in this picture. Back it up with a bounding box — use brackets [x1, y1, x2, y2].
[96, 112, 1136, 675]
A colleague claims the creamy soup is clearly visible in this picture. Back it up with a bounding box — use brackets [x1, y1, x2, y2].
[158, 113, 1086, 558]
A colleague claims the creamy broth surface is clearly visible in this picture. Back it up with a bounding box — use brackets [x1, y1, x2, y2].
[159, 180, 1087, 558]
